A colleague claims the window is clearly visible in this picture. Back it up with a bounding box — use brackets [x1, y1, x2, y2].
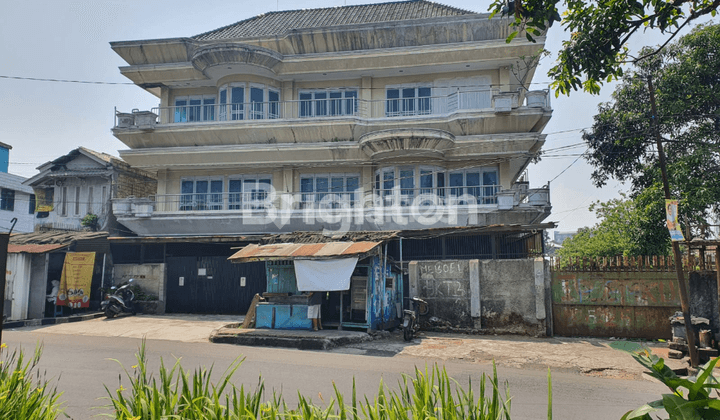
[180, 179, 224, 211]
[29, 194, 36, 214]
[0, 189, 14, 211]
[228, 176, 272, 210]
[374, 166, 446, 207]
[60, 187, 67, 216]
[174, 95, 216, 122]
[299, 89, 358, 118]
[218, 84, 280, 121]
[300, 173, 359, 208]
[74, 186, 81, 215]
[87, 187, 94, 214]
[448, 168, 499, 204]
[386, 86, 431, 117]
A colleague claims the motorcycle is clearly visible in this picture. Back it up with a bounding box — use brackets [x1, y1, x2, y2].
[402, 296, 429, 341]
[101, 279, 136, 318]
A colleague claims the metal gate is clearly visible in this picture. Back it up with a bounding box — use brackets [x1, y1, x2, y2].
[165, 256, 265, 314]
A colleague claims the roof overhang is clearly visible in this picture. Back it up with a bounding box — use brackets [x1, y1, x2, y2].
[229, 241, 382, 263]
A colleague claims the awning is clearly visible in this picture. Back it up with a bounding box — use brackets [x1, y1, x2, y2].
[228, 241, 381, 263]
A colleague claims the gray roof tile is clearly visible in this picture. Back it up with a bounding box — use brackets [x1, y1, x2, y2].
[193, 0, 476, 40]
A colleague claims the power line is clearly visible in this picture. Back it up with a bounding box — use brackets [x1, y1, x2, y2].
[0, 75, 134, 85]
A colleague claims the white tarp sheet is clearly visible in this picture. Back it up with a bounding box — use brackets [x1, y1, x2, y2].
[294, 257, 359, 291]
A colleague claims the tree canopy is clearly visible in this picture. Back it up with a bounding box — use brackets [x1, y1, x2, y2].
[577, 23, 720, 251]
[488, 0, 720, 95]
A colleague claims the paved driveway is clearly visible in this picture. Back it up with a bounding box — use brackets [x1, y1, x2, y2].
[22, 314, 241, 343]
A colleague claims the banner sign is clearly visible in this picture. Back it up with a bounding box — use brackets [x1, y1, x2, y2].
[665, 199, 685, 242]
[34, 188, 54, 212]
[57, 252, 96, 308]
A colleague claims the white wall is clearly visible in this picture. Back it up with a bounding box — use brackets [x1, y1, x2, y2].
[6, 253, 32, 320]
[0, 172, 34, 233]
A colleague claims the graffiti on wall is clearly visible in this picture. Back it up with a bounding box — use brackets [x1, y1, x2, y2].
[418, 260, 469, 299]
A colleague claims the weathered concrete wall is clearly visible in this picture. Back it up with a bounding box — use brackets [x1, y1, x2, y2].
[27, 254, 47, 319]
[409, 258, 548, 335]
[114, 264, 166, 313]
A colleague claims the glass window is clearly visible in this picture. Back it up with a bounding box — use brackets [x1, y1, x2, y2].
[385, 86, 432, 117]
[268, 90, 280, 119]
[203, 97, 216, 121]
[250, 87, 264, 120]
[180, 179, 223, 211]
[174, 96, 216, 122]
[29, 194, 36, 214]
[229, 179, 242, 210]
[228, 176, 272, 210]
[60, 187, 67, 216]
[0, 189, 14, 211]
[231, 86, 244, 120]
[219, 88, 228, 121]
[174, 99, 187, 123]
[399, 168, 414, 205]
[87, 187, 94, 214]
[483, 171, 499, 204]
[300, 174, 358, 208]
[299, 90, 357, 117]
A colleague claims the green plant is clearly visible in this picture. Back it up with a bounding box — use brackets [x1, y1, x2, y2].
[105, 340, 554, 419]
[128, 284, 157, 301]
[81, 213, 99, 230]
[622, 351, 720, 419]
[0, 343, 66, 419]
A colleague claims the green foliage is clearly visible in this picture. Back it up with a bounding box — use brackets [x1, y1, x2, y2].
[487, 0, 720, 96]
[128, 284, 157, 302]
[0, 343, 66, 420]
[557, 193, 670, 259]
[104, 340, 550, 419]
[80, 213, 99, 230]
[621, 351, 720, 419]
[581, 23, 720, 241]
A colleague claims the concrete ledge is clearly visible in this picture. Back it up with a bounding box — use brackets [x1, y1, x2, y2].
[210, 325, 372, 350]
[3, 312, 104, 329]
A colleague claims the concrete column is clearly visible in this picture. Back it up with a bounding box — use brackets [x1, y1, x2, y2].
[469, 260, 481, 327]
[282, 81, 295, 118]
[280, 168, 295, 210]
[499, 67, 510, 92]
[408, 261, 418, 298]
[534, 257, 546, 320]
[362, 166, 374, 208]
[160, 87, 170, 123]
[361, 76, 372, 118]
[498, 161, 512, 190]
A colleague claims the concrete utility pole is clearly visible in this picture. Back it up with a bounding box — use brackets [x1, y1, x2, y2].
[648, 76, 699, 368]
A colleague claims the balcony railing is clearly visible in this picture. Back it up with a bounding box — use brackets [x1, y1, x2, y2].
[119, 185, 503, 214]
[116, 89, 554, 128]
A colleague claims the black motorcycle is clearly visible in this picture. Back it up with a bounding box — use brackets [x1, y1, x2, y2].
[402, 296, 429, 341]
[101, 279, 136, 318]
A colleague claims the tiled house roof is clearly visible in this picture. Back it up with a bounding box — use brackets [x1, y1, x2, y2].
[193, 0, 476, 40]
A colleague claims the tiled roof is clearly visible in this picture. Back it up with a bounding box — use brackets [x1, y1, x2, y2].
[194, 0, 476, 40]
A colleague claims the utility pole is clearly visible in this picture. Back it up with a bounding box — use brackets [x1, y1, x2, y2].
[648, 76, 699, 368]
[0, 218, 16, 345]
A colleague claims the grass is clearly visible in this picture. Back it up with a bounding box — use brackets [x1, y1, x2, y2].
[0, 343, 65, 419]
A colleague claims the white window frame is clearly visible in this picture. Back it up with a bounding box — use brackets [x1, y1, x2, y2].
[173, 95, 217, 123]
[180, 177, 225, 211]
[299, 172, 360, 209]
[298, 88, 358, 118]
[385, 84, 432, 117]
[375, 165, 445, 207]
[447, 167, 500, 205]
[218, 83, 280, 121]
[227, 174, 273, 210]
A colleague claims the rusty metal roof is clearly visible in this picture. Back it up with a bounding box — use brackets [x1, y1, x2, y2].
[8, 243, 68, 254]
[193, 0, 475, 40]
[229, 241, 381, 263]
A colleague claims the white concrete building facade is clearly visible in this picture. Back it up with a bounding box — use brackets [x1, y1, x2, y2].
[110, 0, 552, 238]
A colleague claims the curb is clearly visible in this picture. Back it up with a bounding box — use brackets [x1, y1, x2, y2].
[210, 326, 373, 350]
[3, 312, 104, 329]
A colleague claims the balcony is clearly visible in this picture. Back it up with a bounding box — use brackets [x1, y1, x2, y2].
[112, 184, 551, 236]
[115, 89, 550, 131]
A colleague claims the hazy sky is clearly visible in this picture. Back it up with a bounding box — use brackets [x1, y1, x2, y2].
[0, 0, 701, 233]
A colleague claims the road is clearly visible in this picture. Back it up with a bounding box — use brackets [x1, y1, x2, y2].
[4, 329, 666, 420]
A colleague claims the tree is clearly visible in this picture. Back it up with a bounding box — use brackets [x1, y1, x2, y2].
[581, 24, 720, 245]
[557, 193, 669, 259]
[488, 0, 720, 95]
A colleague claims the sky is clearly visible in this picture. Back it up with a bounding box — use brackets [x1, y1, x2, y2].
[0, 0, 705, 235]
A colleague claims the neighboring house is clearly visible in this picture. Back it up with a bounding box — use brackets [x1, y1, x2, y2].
[0, 142, 35, 233]
[109, 1, 555, 332]
[23, 147, 156, 234]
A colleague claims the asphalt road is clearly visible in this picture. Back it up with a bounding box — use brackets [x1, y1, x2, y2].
[2, 329, 667, 420]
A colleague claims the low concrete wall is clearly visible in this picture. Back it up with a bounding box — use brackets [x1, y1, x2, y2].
[409, 258, 549, 335]
[114, 264, 166, 313]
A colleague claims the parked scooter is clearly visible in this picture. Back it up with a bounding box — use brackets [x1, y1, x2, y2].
[402, 296, 429, 341]
[101, 279, 136, 318]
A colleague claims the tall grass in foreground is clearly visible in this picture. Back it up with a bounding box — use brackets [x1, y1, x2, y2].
[105, 341, 551, 420]
[0, 343, 65, 419]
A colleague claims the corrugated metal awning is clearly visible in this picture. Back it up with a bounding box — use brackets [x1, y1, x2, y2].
[8, 243, 68, 254]
[228, 241, 381, 263]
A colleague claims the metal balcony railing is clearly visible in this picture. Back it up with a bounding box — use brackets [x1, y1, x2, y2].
[117, 89, 528, 127]
[139, 185, 502, 214]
